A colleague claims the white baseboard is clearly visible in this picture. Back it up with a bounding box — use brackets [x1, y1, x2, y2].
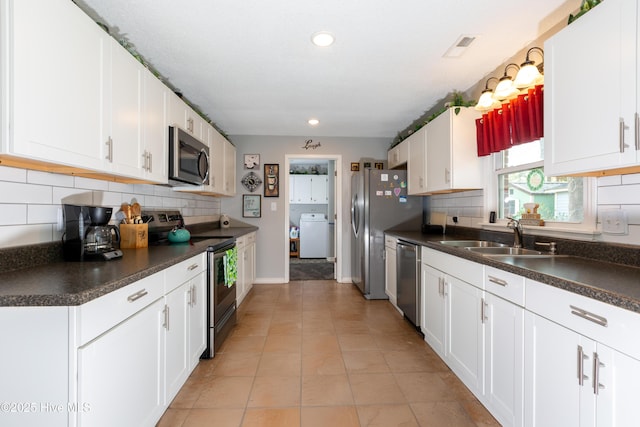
[253, 277, 287, 284]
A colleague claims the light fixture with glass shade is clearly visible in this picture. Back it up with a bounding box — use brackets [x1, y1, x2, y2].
[308, 118, 320, 126]
[475, 77, 501, 112]
[493, 63, 521, 100]
[514, 47, 544, 89]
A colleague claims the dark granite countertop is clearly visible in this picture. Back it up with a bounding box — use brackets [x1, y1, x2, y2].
[0, 226, 258, 307]
[386, 230, 640, 314]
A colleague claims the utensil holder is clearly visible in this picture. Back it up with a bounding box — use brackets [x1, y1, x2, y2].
[119, 223, 148, 248]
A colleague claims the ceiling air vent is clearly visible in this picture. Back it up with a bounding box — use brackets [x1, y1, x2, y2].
[443, 35, 477, 58]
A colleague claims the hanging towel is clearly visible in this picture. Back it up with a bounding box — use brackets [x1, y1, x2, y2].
[224, 247, 238, 287]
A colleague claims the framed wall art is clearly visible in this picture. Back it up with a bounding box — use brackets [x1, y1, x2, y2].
[350, 162, 360, 172]
[264, 164, 279, 197]
[242, 194, 261, 217]
[244, 154, 260, 169]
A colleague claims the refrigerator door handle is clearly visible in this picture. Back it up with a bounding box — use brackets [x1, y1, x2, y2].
[351, 193, 359, 237]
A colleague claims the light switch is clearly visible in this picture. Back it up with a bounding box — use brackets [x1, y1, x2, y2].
[602, 210, 628, 235]
[271, 202, 277, 211]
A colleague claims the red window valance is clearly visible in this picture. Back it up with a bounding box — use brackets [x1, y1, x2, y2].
[476, 85, 543, 156]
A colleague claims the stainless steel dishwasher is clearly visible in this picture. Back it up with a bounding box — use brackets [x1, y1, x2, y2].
[396, 240, 420, 329]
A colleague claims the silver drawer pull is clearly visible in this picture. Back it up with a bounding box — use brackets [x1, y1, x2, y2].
[127, 289, 148, 302]
[188, 264, 199, 271]
[570, 305, 608, 327]
[488, 275, 508, 287]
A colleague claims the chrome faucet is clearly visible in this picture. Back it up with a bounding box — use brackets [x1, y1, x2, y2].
[506, 217, 523, 248]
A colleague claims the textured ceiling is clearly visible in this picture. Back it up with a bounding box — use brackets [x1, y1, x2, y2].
[76, 0, 578, 139]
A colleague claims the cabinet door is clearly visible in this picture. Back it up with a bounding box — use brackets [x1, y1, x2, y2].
[164, 284, 189, 405]
[293, 175, 313, 203]
[407, 127, 426, 195]
[77, 299, 163, 427]
[106, 39, 143, 178]
[426, 110, 451, 192]
[223, 140, 236, 195]
[9, 0, 104, 169]
[484, 293, 524, 427]
[385, 246, 397, 306]
[524, 312, 583, 427]
[188, 272, 207, 369]
[311, 175, 328, 203]
[167, 91, 185, 129]
[594, 343, 640, 426]
[420, 264, 446, 358]
[446, 276, 484, 395]
[142, 68, 168, 183]
[208, 128, 226, 194]
[544, 0, 637, 176]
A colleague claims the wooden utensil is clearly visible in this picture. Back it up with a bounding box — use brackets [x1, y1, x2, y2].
[131, 202, 142, 224]
[121, 203, 131, 224]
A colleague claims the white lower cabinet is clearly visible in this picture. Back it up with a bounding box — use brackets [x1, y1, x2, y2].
[77, 298, 164, 427]
[446, 275, 484, 394]
[384, 236, 398, 308]
[237, 232, 256, 306]
[420, 264, 446, 358]
[525, 279, 640, 427]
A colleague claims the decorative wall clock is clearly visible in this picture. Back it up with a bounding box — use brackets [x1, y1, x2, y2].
[241, 171, 262, 192]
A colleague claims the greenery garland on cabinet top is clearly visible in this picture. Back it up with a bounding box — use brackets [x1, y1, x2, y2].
[568, 0, 602, 24]
[390, 90, 475, 148]
[91, 19, 232, 143]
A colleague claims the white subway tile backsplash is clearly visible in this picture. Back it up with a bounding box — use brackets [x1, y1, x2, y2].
[598, 184, 640, 205]
[0, 204, 27, 225]
[132, 183, 156, 196]
[0, 224, 53, 247]
[0, 182, 52, 203]
[52, 187, 94, 206]
[28, 204, 59, 224]
[27, 170, 74, 187]
[597, 175, 622, 187]
[94, 191, 123, 207]
[108, 181, 135, 193]
[74, 176, 110, 191]
[0, 166, 27, 182]
[621, 173, 640, 185]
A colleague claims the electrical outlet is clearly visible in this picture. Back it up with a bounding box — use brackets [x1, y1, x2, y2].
[602, 210, 628, 235]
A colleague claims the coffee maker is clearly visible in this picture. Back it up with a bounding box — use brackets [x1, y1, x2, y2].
[62, 204, 123, 261]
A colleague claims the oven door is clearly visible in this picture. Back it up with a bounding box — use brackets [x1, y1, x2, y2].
[212, 243, 237, 323]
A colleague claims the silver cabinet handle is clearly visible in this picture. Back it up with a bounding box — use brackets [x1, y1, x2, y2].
[488, 275, 508, 287]
[148, 152, 153, 172]
[437, 277, 443, 297]
[593, 352, 605, 395]
[481, 298, 488, 323]
[620, 118, 626, 153]
[635, 111, 640, 151]
[105, 137, 113, 162]
[127, 289, 148, 302]
[188, 264, 199, 271]
[191, 284, 197, 306]
[577, 345, 589, 386]
[570, 305, 608, 327]
[141, 152, 148, 171]
[162, 304, 169, 330]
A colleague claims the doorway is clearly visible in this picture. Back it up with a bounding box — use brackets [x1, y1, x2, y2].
[284, 154, 342, 282]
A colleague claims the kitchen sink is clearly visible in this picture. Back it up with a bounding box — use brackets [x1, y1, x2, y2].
[439, 240, 507, 248]
[465, 246, 544, 256]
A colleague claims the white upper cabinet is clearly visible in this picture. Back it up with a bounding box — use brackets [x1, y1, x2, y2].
[388, 139, 409, 169]
[544, 0, 639, 176]
[290, 175, 328, 204]
[207, 127, 226, 194]
[103, 37, 143, 178]
[3, 0, 105, 170]
[426, 107, 483, 193]
[407, 127, 427, 195]
[141, 67, 169, 184]
[223, 139, 237, 196]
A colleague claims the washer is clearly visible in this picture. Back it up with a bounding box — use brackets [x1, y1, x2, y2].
[299, 213, 328, 258]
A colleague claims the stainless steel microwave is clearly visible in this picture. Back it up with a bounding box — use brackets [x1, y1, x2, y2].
[168, 126, 210, 186]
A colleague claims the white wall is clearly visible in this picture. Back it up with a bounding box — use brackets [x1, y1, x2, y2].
[226, 135, 390, 283]
[0, 165, 221, 248]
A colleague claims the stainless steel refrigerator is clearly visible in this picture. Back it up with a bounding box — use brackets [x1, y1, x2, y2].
[351, 169, 422, 299]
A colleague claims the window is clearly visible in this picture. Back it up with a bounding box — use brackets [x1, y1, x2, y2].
[495, 140, 585, 223]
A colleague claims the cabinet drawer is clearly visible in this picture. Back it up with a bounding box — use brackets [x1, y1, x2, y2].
[485, 266, 525, 306]
[526, 279, 640, 359]
[246, 232, 256, 244]
[165, 253, 206, 293]
[236, 235, 246, 249]
[76, 271, 165, 345]
[422, 247, 483, 288]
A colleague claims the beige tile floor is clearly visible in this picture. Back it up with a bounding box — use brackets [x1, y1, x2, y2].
[157, 280, 500, 427]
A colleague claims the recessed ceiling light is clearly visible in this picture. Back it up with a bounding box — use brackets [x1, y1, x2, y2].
[308, 119, 320, 126]
[311, 32, 335, 47]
